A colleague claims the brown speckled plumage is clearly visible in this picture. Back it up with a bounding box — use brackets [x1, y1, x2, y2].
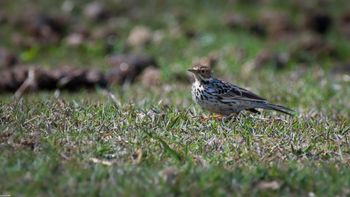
[188, 64, 294, 116]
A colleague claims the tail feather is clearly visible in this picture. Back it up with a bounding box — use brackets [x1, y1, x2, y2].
[262, 103, 295, 116]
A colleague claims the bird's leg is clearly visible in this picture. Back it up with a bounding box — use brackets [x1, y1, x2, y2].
[199, 114, 211, 122]
[199, 113, 224, 122]
[211, 113, 224, 120]
[223, 112, 240, 122]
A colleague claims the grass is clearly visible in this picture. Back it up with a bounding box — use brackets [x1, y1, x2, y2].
[1, 0, 350, 196]
[1, 74, 349, 196]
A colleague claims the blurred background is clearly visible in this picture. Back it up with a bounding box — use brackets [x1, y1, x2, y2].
[0, 0, 349, 95]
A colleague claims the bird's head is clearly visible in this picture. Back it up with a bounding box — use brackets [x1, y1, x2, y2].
[188, 64, 212, 82]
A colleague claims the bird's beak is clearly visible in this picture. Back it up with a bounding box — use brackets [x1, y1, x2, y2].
[188, 68, 196, 73]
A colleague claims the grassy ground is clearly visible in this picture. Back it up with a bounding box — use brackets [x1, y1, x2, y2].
[1, 0, 350, 196]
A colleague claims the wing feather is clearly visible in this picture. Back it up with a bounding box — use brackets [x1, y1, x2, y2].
[216, 80, 266, 102]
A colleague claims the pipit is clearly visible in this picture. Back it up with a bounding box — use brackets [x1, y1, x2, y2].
[188, 64, 294, 119]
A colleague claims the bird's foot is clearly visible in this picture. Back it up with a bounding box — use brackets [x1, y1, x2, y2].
[199, 114, 224, 122]
[211, 114, 225, 120]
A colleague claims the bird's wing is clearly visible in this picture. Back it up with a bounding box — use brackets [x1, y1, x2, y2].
[217, 81, 266, 102]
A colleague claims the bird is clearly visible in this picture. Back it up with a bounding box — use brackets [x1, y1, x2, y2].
[188, 63, 294, 119]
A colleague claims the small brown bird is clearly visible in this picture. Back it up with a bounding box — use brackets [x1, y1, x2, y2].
[188, 64, 294, 118]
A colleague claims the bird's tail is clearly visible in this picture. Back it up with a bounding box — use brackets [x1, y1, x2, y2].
[261, 103, 295, 116]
